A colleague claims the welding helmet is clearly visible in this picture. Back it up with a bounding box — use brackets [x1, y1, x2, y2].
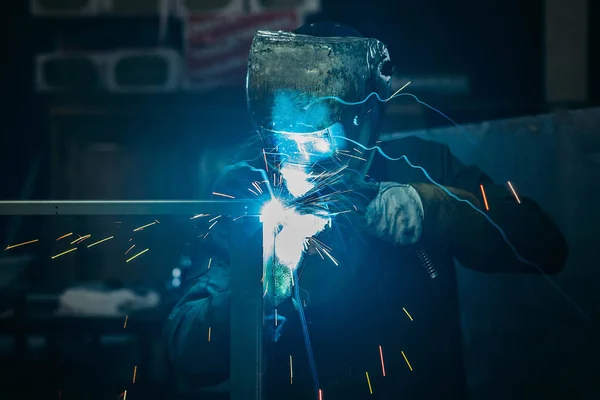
[246, 22, 392, 178]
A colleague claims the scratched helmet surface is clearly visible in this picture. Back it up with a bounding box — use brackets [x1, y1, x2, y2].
[246, 23, 392, 177]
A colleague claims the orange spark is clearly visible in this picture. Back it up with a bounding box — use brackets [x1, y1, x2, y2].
[401, 351, 413, 371]
[5, 239, 38, 251]
[208, 215, 221, 223]
[479, 184, 490, 211]
[319, 389, 323, 400]
[212, 192, 235, 199]
[263, 149, 269, 172]
[51, 248, 77, 259]
[507, 181, 521, 204]
[132, 365, 137, 384]
[379, 345, 386, 377]
[366, 372, 373, 394]
[87, 236, 114, 248]
[252, 181, 263, 194]
[134, 221, 157, 232]
[71, 234, 90, 245]
[126, 248, 149, 263]
[56, 233, 72, 241]
[402, 307, 414, 321]
[386, 81, 411, 102]
[313, 246, 325, 260]
[69, 235, 81, 245]
[321, 248, 338, 266]
[337, 151, 367, 162]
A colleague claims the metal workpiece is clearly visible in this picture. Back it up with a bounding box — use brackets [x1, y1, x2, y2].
[0, 200, 257, 216]
[230, 220, 265, 400]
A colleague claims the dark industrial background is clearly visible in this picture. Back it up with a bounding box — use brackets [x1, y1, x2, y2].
[0, 0, 598, 399]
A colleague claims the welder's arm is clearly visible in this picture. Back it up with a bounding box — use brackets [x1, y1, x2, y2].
[164, 241, 231, 385]
[409, 142, 568, 275]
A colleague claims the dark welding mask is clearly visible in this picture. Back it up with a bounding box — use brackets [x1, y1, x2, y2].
[246, 27, 392, 179]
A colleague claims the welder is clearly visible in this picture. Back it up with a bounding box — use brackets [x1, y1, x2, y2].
[164, 22, 568, 399]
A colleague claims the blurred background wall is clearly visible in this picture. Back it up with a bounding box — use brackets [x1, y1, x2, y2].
[0, 0, 598, 399]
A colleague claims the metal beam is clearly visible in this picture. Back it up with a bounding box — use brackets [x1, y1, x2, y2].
[0, 200, 257, 216]
[230, 226, 264, 400]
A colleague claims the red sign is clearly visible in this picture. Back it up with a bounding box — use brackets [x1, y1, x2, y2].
[183, 11, 300, 91]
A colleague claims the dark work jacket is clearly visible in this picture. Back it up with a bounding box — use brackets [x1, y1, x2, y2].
[164, 136, 568, 400]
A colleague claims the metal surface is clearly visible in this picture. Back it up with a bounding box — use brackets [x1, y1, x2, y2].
[0, 200, 256, 216]
[381, 107, 600, 146]
[230, 222, 264, 400]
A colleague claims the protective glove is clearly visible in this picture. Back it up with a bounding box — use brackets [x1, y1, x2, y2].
[364, 182, 425, 246]
[264, 203, 330, 307]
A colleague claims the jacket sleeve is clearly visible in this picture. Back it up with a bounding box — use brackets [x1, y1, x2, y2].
[403, 138, 568, 275]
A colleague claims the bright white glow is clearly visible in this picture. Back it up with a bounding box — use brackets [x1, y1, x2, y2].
[261, 198, 329, 271]
[314, 138, 331, 153]
[280, 165, 315, 198]
[172, 268, 181, 278]
[289, 133, 331, 156]
[260, 198, 287, 227]
[276, 126, 334, 163]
